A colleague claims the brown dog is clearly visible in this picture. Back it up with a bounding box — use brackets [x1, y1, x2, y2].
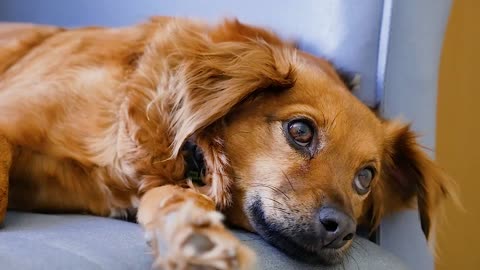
[0, 17, 452, 269]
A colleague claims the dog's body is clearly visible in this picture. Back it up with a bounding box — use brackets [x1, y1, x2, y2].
[0, 17, 452, 269]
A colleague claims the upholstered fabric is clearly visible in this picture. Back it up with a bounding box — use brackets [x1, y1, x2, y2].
[0, 212, 407, 270]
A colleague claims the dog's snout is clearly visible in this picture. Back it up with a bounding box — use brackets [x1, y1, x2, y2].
[318, 207, 356, 249]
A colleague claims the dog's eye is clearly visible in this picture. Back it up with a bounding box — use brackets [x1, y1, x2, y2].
[353, 167, 375, 195]
[288, 120, 314, 147]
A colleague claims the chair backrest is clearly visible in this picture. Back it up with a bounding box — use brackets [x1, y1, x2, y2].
[0, 1, 453, 269]
[376, 2, 452, 270]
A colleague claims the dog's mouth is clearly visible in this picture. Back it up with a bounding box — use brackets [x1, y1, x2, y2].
[247, 199, 350, 265]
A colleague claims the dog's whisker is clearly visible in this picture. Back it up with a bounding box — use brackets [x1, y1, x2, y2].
[262, 197, 288, 207]
[273, 224, 294, 234]
[352, 240, 368, 255]
[346, 247, 360, 270]
[262, 205, 290, 213]
[321, 108, 327, 128]
[234, 171, 312, 208]
[262, 206, 291, 215]
[280, 169, 296, 192]
[249, 183, 291, 201]
[275, 224, 304, 235]
[328, 109, 344, 132]
[262, 205, 289, 212]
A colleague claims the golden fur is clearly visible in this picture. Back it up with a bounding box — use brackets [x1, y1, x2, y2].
[0, 17, 453, 268]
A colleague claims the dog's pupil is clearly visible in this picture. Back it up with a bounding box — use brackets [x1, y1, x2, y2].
[358, 169, 372, 187]
[289, 122, 312, 143]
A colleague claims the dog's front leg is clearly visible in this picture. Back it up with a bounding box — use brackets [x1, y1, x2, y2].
[138, 185, 255, 270]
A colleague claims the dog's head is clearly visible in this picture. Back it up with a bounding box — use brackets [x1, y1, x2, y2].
[169, 19, 453, 264]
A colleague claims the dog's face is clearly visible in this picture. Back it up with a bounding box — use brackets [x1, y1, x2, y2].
[171, 19, 452, 264]
[221, 61, 384, 263]
[219, 60, 451, 264]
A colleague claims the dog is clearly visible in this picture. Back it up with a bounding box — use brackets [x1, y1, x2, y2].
[0, 17, 453, 269]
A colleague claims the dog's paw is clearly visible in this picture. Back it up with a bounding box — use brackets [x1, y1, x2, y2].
[146, 200, 255, 270]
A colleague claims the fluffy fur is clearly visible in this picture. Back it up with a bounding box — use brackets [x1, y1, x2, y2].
[0, 17, 453, 268]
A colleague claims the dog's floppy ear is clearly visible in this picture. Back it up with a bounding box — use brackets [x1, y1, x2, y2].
[335, 69, 361, 92]
[370, 121, 454, 239]
[162, 22, 295, 207]
[169, 29, 295, 157]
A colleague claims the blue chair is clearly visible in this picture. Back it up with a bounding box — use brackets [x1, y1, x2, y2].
[0, 1, 451, 269]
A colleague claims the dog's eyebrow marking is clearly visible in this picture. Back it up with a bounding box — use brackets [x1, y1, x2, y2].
[265, 104, 318, 121]
[360, 159, 380, 170]
[364, 158, 379, 165]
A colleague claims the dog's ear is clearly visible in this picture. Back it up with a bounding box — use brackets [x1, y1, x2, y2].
[169, 27, 295, 157]
[209, 18, 290, 46]
[335, 69, 361, 92]
[370, 121, 454, 239]
[163, 22, 295, 207]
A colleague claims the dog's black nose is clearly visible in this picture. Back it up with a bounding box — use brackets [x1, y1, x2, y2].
[318, 207, 356, 249]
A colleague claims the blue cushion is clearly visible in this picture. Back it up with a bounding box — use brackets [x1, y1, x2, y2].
[0, 211, 407, 270]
